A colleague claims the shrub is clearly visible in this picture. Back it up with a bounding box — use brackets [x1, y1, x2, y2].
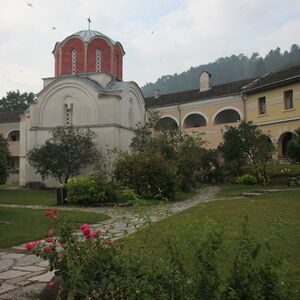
[114, 152, 178, 200]
[287, 128, 300, 162]
[64, 174, 107, 205]
[236, 174, 257, 185]
[0, 133, 10, 184]
[115, 188, 140, 203]
[26, 211, 294, 299]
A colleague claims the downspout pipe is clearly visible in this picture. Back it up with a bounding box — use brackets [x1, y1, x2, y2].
[176, 104, 181, 132]
[241, 92, 247, 122]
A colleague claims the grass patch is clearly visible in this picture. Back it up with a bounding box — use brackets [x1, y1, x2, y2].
[0, 184, 18, 189]
[216, 184, 291, 197]
[0, 189, 56, 206]
[267, 164, 300, 176]
[0, 207, 109, 248]
[122, 190, 300, 286]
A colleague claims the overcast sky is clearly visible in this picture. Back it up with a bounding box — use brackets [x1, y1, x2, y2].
[0, 0, 299, 98]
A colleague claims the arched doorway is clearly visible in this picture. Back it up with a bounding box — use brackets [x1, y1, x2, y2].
[183, 113, 207, 129]
[155, 117, 178, 131]
[278, 132, 293, 157]
[213, 109, 241, 125]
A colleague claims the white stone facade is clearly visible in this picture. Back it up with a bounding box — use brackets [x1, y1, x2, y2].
[20, 72, 145, 187]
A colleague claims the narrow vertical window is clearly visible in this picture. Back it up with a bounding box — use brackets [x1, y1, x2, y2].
[96, 48, 101, 72]
[71, 49, 77, 74]
[258, 96, 266, 115]
[64, 103, 73, 126]
[284, 90, 293, 110]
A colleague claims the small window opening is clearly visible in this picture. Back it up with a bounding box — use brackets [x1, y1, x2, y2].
[258, 97, 266, 115]
[71, 49, 77, 74]
[284, 90, 293, 110]
[96, 48, 101, 72]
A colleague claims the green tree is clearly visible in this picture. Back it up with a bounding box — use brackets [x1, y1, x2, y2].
[129, 112, 210, 192]
[0, 133, 10, 184]
[220, 122, 275, 184]
[287, 128, 300, 162]
[27, 127, 98, 184]
[0, 90, 36, 112]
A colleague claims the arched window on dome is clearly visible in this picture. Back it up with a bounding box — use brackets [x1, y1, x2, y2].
[71, 49, 77, 74]
[96, 48, 101, 72]
[64, 103, 73, 126]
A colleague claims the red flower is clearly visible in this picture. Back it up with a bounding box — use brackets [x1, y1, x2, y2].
[48, 225, 53, 229]
[25, 242, 36, 251]
[45, 210, 52, 216]
[52, 209, 58, 214]
[48, 281, 55, 288]
[80, 224, 89, 230]
[105, 240, 114, 247]
[43, 247, 53, 254]
[51, 215, 58, 220]
[47, 238, 56, 243]
[82, 227, 91, 236]
[90, 230, 102, 238]
[25, 241, 41, 251]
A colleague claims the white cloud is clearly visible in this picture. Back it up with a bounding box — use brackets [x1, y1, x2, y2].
[0, 0, 299, 97]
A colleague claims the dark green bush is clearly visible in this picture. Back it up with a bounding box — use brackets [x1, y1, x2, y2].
[114, 152, 178, 200]
[236, 174, 257, 185]
[64, 174, 106, 204]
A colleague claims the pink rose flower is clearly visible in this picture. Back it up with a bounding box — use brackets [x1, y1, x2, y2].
[25, 242, 36, 251]
[90, 230, 102, 238]
[48, 230, 54, 237]
[45, 210, 52, 216]
[82, 227, 91, 236]
[24, 241, 41, 251]
[51, 215, 58, 220]
[52, 209, 58, 214]
[48, 281, 55, 288]
[47, 238, 56, 243]
[80, 224, 89, 230]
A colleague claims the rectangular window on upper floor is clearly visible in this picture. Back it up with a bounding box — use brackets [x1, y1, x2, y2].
[258, 96, 266, 115]
[284, 90, 293, 110]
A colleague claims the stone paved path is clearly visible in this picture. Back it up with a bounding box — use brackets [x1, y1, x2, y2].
[0, 186, 220, 299]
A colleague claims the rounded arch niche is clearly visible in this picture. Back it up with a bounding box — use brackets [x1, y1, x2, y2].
[278, 132, 293, 157]
[155, 116, 178, 131]
[183, 112, 207, 129]
[213, 108, 241, 125]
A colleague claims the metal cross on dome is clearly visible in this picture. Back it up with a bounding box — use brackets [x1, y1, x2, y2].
[87, 17, 91, 30]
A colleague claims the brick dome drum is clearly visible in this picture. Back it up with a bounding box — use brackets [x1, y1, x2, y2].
[53, 30, 125, 79]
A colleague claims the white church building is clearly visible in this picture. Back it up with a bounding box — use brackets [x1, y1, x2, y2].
[19, 29, 145, 187]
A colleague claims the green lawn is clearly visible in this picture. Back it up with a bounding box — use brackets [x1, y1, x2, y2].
[216, 183, 292, 197]
[0, 188, 199, 206]
[0, 207, 109, 248]
[122, 190, 300, 286]
[0, 189, 56, 206]
[0, 184, 18, 189]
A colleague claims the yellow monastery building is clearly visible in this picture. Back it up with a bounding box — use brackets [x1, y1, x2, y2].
[242, 65, 300, 157]
[145, 65, 300, 155]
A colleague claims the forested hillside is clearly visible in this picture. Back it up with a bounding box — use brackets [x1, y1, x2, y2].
[142, 44, 300, 97]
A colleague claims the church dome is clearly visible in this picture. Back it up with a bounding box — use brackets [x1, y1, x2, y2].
[53, 29, 125, 79]
[72, 30, 116, 45]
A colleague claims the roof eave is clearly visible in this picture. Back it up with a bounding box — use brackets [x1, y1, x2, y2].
[243, 75, 300, 95]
